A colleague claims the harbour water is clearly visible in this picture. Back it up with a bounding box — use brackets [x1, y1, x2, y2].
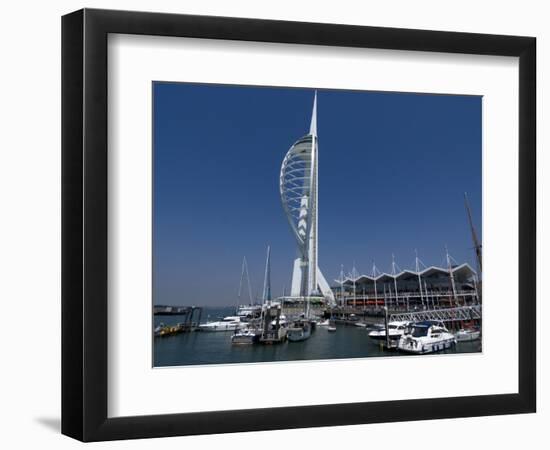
[153, 307, 481, 367]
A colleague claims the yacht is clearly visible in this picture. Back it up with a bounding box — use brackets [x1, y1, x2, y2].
[231, 327, 260, 344]
[199, 316, 243, 332]
[456, 328, 481, 342]
[397, 321, 456, 354]
[368, 321, 409, 342]
[236, 304, 262, 319]
[287, 320, 312, 342]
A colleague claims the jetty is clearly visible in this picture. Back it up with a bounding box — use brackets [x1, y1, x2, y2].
[389, 305, 481, 324]
[153, 306, 203, 337]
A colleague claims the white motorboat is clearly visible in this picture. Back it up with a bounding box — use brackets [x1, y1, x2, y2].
[354, 322, 368, 328]
[287, 320, 312, 342]
[368, 321, 409, 342]
[199, 316, 243, 332]
[236, 304, 262, 319]
[456, 328, 481, 342]
[397, 321, 456, 354]
[231, 328, 260, 344]
[317, 319, 330, 327]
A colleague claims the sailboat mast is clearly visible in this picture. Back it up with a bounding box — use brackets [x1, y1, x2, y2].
[415, 249, 425, 309]
[340, 264, 345, 308]
[392, 254, 399, 309]
[372, 261, 378, 308]
[238, 257, 245, 302]
[446, 246, 458, 305]
[464, 192, 482, 278]
[262, 246, 272, 305]
[244, 257, 253, 304]
[352, 261, 357, 308]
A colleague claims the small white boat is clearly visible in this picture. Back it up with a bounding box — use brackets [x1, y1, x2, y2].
[456, 328, 481, 342]
[397, 321, 456, 354]
[368, 321, 409, 342]
[287, 320, 312, 342]
[317, 319, 330, 327]
[231, 328, 260, 344]
[236, 304, 262, 319]
[327, 325, 337, 332]
[354, 322, 368, 328]
[154, 323, 164, 337]
[199, 316, 243, 332]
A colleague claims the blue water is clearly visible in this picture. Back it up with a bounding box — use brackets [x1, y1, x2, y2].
[153, 307, 481, 367]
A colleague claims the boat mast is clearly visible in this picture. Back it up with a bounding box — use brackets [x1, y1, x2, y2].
[262, 245, 272, 306]
[339, 264, 345, 308]
[391, 254, 399, 309]
[238, 257, 245, 304]
[372, 260, 378, 308]
[423, 279, 432, 309]
[415, 249, 425, 309]
[445, 246, 458, 306]
[464, 192, 482, 278]
[352, 261, 357, 309]
[239, 256, 254, 304]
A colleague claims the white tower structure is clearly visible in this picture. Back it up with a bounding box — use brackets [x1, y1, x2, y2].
[280, 92, 335, 303]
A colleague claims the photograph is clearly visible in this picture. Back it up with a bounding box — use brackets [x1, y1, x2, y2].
[152, 83, 483, 367]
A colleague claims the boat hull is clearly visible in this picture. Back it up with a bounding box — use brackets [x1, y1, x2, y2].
[398, 335, 456, 354]
[287, 325, 312, 342]
[368, 331, 403, 341]
[456, 330, 481, 342]
[231, 333, 259, 344]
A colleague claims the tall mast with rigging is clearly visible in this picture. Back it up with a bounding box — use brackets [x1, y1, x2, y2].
[464, 192, 482, 279]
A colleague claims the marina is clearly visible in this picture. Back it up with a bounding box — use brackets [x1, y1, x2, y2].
[153, 307, 481, 367]
[153, 89, 482, 367]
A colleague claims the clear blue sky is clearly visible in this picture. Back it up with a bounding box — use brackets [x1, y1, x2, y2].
[153, 83, 481, 307]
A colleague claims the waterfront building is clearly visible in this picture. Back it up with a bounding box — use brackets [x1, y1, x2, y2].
[334, 262, 479, 310]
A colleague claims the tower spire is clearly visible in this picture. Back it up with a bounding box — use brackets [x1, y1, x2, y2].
[280, 91, 335, 304]
[309, 90, 317, 136]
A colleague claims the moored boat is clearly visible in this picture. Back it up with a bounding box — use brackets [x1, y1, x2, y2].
[368, 321, 408, 342]
[287, 320, 312, 342]
[456, 328, 481, 342]
[231, 328, 260, 344]
[154, 323, 165, 337]
[397, 321, 456, 354]
[199, 316, 243, 332]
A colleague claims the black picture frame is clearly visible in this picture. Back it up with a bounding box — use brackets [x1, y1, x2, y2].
[62, 8, 536, 442]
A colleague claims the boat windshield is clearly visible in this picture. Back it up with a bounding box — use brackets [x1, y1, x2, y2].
[411, 326, 429, 337]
